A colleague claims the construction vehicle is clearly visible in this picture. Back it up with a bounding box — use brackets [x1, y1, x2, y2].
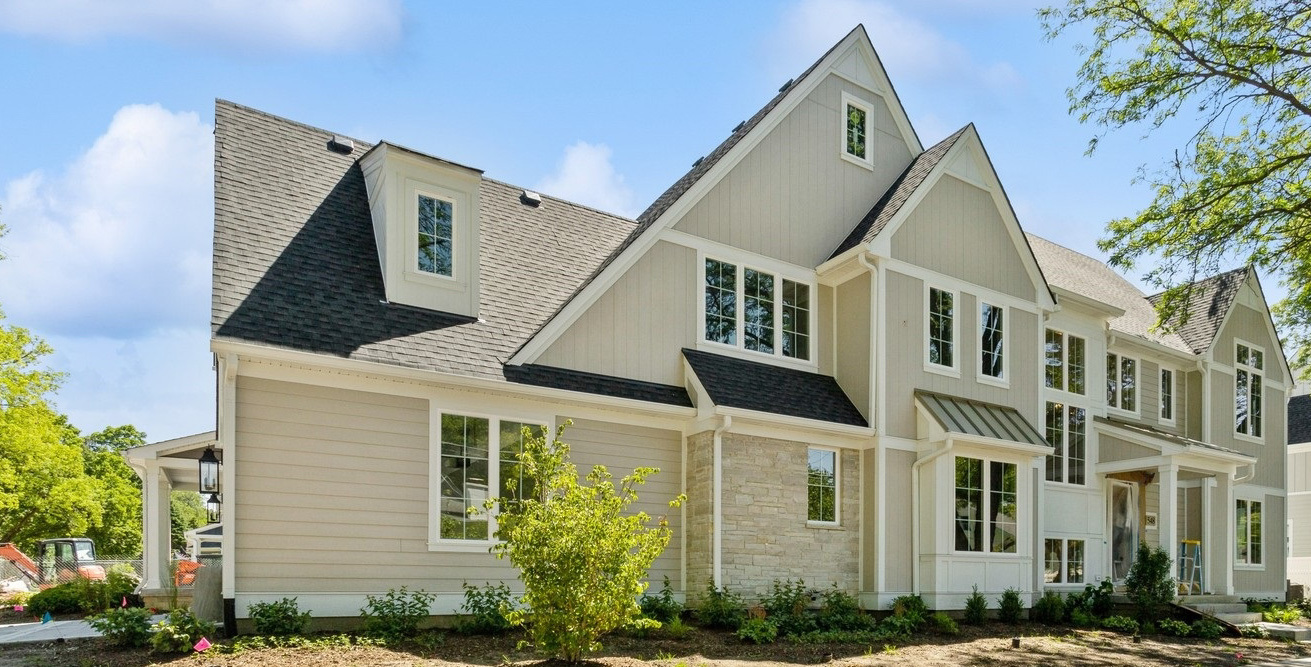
[0, 539, 106, 589]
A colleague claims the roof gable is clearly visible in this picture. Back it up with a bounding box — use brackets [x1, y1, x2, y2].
[1147, 267, 1247, 354]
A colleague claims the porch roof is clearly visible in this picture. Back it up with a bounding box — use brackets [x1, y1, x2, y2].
[913, 390, 1048, 448]
[1094, 417, 1246, 458]
[121, 431, 219, 491]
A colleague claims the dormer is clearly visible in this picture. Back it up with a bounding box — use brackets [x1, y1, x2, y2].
[359, 141, 482, 318]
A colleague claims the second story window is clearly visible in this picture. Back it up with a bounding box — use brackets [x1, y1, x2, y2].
[703, 258, 812, 361]
[1107, 352, 1137, 412]
[842, 93, 871, 167]
[1236, 342, 1264, 438]
[1160, 368, 1175, 423]
[928, 287, 955, 369]
[1044, 402, 1087, 485]
[1044, 329, 1086, 394]
[980, 302, 1004, 380]
[417, 194, 454, 277]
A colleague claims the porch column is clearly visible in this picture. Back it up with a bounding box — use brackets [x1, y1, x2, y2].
[1217, 472, 1235, 595]
[1157, 464, 1178, 592]
[142, 460, 172, 590]
[1201, 477, 1214, 593]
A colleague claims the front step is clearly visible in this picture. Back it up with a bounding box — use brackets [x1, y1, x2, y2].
[1179, 594, 1241, 605]
[1190, 603, 1250, 615]
[1247, 623, 1311, 642]
[1215, 611, 1264, 624]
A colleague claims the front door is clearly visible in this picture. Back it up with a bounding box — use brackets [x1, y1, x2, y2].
[1110, 481, 1139, 581]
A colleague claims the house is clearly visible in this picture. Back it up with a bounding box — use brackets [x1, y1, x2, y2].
[1289, 393, 1310, 589]
[131, 25, 1292, 629]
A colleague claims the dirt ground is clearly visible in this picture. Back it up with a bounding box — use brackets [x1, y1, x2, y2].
[1, 624, 1309, 667]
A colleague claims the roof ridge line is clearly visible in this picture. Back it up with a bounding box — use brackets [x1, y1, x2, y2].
[215, 99, 374, 150]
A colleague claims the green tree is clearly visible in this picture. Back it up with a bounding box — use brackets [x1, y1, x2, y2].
[1041, 0, 1311, 365]
[485, 421, 683, 663]
[83, 426, 146, 557]
[170, 491, 208, 553]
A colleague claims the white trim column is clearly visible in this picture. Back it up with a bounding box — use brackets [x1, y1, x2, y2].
[1157, 464, 1179, 591]
[1218, 472, 1235, 594]
[142, 459, 172, 590]
[1202, 477, 1214, 593]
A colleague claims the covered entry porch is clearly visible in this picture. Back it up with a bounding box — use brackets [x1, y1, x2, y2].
[1094, 417, 1255, 595]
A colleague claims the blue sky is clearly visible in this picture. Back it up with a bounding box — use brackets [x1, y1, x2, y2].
[0, 0, 1215, 442]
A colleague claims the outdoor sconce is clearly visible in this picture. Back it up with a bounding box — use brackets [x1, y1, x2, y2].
[199, 447, 220, 494]
[205, 492, 222, 523]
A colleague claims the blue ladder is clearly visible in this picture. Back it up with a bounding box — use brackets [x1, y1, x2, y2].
[1178, 539, 1203, 595]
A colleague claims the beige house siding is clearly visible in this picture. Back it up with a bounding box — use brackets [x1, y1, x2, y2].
[1290, 494, 1311, 556]
[835, 274, 871, 421]
[537, 240, 697, 386]
[883, 448, 915, 593]
[673, 73, 913, 268]
[1292, 451, 1311, 492]
[889, 175, 1036, 301]
[1184, 370, 1204, 441]
[1208, 368, 1286, 490]
[1098, 435, 1158, 464]
[1234, 495, 1286, 594]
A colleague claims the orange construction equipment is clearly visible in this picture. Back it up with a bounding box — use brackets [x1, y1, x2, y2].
[0, 543, 39, 584]
[0, 539, 105, 588]
[174, 560, 202, 587]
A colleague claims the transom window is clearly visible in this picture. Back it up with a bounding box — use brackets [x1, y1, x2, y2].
[954, 457, 1017, 553]
[928, 287, 955, 369]
[842, 93, 871, 166]
[703, 258, 811, 361]
[434, 414, 543, 543]
[1235, 342, 1264, 438]
[1044, 538, 1085, 584]
[1044, 402, 1087, 485]
[807, 448, 838, 524]
[1044, 329, 1086, 394]
[1106, 352, 1137, 412]
[1159, 368, 1175, 423]
[1236, 498, 1263, 565]
[417, 194, 454, 277]
[980, 302, 1004, 380]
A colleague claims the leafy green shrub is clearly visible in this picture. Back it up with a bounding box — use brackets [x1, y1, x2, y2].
[662, 616, 690, 639]
[27, 582, 82, 616]
[876, 614, 920, 640]
[889, 594, 928, 631]
[457, 582, 513, 634]
[1157, 618, 1190, 637]
[694, 582, 745, 630]
[1, 590, 32, 608]
[1032, 591, 1065, 625]
[485, 422, 683, 662]
[736, 617, 778, 644]
[248, 597, 311, 636]
[763, 579, 815, 636]
[963, 585, 988, 624]
[1125, 544, 1175, 621]
[1100, 615, 1140, 634]
[1261, 605, 1302, 624]
[639, 576, 682, 624]
[1086, 579, 1115, 617]
[784, 629, 881, 643]
[88, 607, 154, 647]
[1141, 620, 1157, 635]
[360, 587, 433, 640]
[1069, 607, 1097, 628]
[997, 588, 1023, 624]
[930, 611, 959, 635]
[150, 607, 215, 653]
[1239, 624, 1270, 638]
[1243, 597, 1278, 612]
[817, 584, 872, 632]
[1190, 619, 1223, 640]
[105, 564, 142, 607]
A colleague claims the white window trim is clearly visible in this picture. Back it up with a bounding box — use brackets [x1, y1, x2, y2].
[1158, 367, 1176, 427]
[1234, 339, 1265, 444]
[806, 446, 841, 527]
[1044, 328, 1088, 398]
[953, 456, 1020, 556]
[1043, 537, 1087, 587]
[925, 284, 960, 377]
[839, 92, 875, 170]
[977, 301, 1008, 387]
[406, 186, 461, 285]
[1044, 402, 1089, 487]
[427, 408, 550, 552]
[1106, 351, 1141, 416]
[1235, 496, 1265, 570]
[697, 252, 819, 370]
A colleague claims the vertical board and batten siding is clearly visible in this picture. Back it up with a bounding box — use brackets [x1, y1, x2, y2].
[888, 175, 1036, 302]
[1207, 299, 1288, 489]
[537, 241, 697, 387]
[882, 270, 1039, 440]
[1185, 370, 1204, 441]
[1097, 435, 1158, 464]
[818, 285, 836, 377]
[673, 73, 913, 268]
[1292, 451, 1311, 492]
[1234, 496, 1287, 594]
[1144, 482, 1160, 548]
[882, 449, 916, 592]
[835, 274, 871, 421]
[1177, 486, 1202, 542]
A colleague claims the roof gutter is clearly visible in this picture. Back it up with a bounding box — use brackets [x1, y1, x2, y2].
[911, 436, 954, 596]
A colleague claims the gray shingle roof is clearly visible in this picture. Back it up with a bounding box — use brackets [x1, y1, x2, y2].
[913, 390, 1048, 447]
[1147, 267, 1249, 354]
[1289, 394, 1311, 444]
[503, 364, 692, 408]
[212, 100, 637, 382]
[829, 125, 969, 259]
[682, 349, 867, 427]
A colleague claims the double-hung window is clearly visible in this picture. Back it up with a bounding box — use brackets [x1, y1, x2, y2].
[1044, 538, 1085, 584]
[841, 93, 872, 168]
[417, 193, 455, 277]
[1044, 402, 1087, 485]
[1106, 352, 1137, 412]
[927, 287, 956, 370]
[1159, 368, 1175, 424]
[1235, 342, 1264, 438]
[1236, 498, 1263, 566]
[703, 258, 811, 361]
[1044, 329, 1086, 394]
[954, 457, 1017, 553]
[980, 302, 1005, 381]
[807, 448, 838, 524]
[433, 413, 544, 545]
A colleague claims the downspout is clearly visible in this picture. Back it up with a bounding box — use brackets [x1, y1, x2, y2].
[1234, 463, 1257, 484]
[911, 437, 954, 596]
[712, 414, 732, 588]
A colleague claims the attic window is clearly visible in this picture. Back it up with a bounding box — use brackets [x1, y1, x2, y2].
[417, 194, 454, 277]
[840, 92, 873, 169]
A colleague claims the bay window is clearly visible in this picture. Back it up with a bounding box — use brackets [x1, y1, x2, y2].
[955, 456, 1017, 553]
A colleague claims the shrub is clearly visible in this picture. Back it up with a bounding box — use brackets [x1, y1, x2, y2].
[785, 629, 881, 643]
[1190, 619, 1223, 640]
[817, 584, 872, 632]
[1069, 607, 1097, 628]
[1086, 579, 1115, 617]
[662, 616, 691, 639]
[639, 576, 682, 624]
[1032, 591, 1065, 625]
[1141, 620, 1157, 635]
[876, 614, 920, 640]
[360, 587, 433, 640]
[963, 585, 988, 625]
[1157, 618, 1191, 637]
[27, 582, 82, 617]
[89, 607, 154, 647]
[889, 594, 928, 631]
[248, 597, 311, 636]
[1261, 605, 1302, 624]
[1, 591, 32, 608]
[150, 607, 215, 653]
[485, 421, 683, 662]
[105, 564, 142, 607]
[930, 611, 958, 635]
[997, 588, 1023, 624]
[736, 617, 778, 644]
[1100, 615, 1140, 634]
[764, 579, 814, 636]
[694, 582, 745, 630]
[1124, 544, 1175, 622]
[1238, 624, 1270, 639]
[457, 582, 514, 635]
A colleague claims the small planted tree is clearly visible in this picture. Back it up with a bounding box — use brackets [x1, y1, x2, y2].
[485, 421, 683, 663]
[1125, 543, 1175, 622]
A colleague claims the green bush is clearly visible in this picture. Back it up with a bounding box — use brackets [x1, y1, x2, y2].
[1157, 618, 1190, 637]
[736, 617, 778, 644]
[248, 597, 311, 636]
[1238, 624, 1270, 638]
[457, 582, 514, 634]
[763, 579, 814, 636]
[662, 616, 691, 639]
[360, 587, 433, 640]
[639, 576, 682, 624]
[1261, 605, 1303, 624]
[1069, 607, 1097, 628]
[105, 564, 142, 607]
[817, 584, 872, 632]
[150, 607, 215, 653]
[963, 585, 988, 624]
[997, 588, 1023, 624]
[930, 611, 959, 635]
[694, 582, 745, 630]
[1190, 619, 1223, 640]
[1141, 620, 1157, 635]
[485, 422, 683, 662]
[88, 607, 154, 647]
[1124, 544, 1175, 622]
[889, 594, 928, 631]
[1, 591, 32, 608]
[27, 583, 82, 617]
[876, 614, 920, 640]
[1086, 579, 1115, 617]
[784, 628, 881, 643]
[1100, 615, 1140, 634]
[1032, 591, 1065, 625]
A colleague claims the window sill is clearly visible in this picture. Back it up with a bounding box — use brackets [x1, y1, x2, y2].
[924, 364, 961, 379]
[950, 551, 1022, 558]
[427, 540, 497, 553]
[840, 151, 874, 171]
[695, 339, 818, 371]
[976, 374, 1009, 389]
[807, 520, 843, 530]
[1106, 406, 1140, 419]
[404, 268, 462, 287]
[1235, 563, 1265, 571]
[1233, 432, 1264, 445]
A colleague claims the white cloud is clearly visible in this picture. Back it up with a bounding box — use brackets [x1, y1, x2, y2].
[0, 103, 213, 338]
[0, 0, 402, 53]
[534, 142, 638, 218]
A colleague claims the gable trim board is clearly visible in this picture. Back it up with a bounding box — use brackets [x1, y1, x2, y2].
[509, 26, 922, 368]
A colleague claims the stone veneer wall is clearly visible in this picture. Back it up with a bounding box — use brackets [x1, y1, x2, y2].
[685, 431, 714, 602]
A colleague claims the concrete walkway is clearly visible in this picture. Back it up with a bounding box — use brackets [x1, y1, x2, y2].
[0, 614, 166, 646]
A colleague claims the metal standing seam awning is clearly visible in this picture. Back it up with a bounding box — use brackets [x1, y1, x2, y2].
[913, 389, 1051, 453]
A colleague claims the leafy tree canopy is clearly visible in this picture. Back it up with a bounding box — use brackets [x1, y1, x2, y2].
[170, 491, 209, 553]
[83, 425, 146, 557]
[1041, 0, 1311, 368]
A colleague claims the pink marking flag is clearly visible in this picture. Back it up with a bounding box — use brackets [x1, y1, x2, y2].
[12, 605, 22, 612]
[121, 596, 128, 608]
[193, 637, 212, 652]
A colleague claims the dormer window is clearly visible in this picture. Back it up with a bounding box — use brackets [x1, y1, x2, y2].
[417, 194, 454, 277]
[840, 92, 874, 169]
[702, 257, 812, 362]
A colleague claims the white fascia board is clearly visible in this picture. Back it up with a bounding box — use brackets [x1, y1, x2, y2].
[122, 431, 219, 461]
[1109, 332, 1199, 365]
